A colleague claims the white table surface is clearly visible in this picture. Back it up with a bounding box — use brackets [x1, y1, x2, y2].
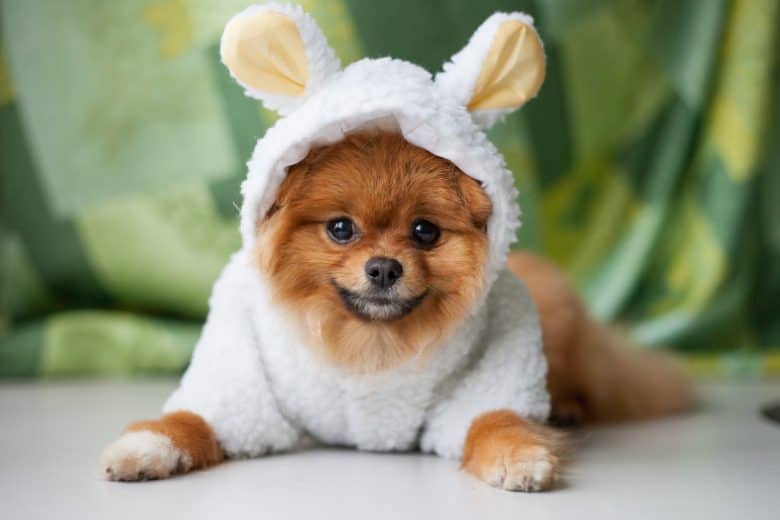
[1, 379, 778, 520]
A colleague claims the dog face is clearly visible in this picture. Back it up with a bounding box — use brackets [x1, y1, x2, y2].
[255, 133, 492, 372]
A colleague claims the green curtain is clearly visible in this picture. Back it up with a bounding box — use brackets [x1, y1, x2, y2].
[1, 0, 778, 378]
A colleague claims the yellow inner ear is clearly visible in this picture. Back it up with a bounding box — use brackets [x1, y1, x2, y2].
[221, 10, 309, 96]
[467, 20, 545, 112]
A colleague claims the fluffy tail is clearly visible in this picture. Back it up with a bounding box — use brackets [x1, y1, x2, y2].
[507, 252, 694, 425]
[572, 323, 694, 423]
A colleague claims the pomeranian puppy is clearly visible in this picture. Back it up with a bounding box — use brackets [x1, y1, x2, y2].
[101, 132, 691, 490]
[100, 5, 692, 492]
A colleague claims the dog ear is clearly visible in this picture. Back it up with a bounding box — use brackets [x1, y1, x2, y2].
[220, 3, 341, 115]
[436, 13, 545, 129]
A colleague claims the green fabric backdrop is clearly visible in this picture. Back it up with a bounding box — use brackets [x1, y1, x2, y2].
[1, 0, 778, 378]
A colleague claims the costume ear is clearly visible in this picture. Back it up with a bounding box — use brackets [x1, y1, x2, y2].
[436, 13, 545, 129]
[220, 3, 341, 115]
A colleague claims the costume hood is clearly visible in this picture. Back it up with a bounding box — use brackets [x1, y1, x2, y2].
[221, 3, 546, 290]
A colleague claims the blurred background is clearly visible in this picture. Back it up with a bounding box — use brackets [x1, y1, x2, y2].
[0, 0, 778, 379]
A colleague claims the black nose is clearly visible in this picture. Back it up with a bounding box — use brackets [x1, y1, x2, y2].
[365, 257, 403, 289]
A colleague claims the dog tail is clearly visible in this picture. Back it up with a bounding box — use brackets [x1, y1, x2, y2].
[507, 251, 694, 425]
[572, 322, 694, 423]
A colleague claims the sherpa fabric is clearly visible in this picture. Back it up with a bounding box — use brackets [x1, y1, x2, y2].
[164, 251, 548, 458]
[163, 3, 549, 458]
[2, 0, 779, 380]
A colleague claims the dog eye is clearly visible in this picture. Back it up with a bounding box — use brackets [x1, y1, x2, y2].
[411, 219, 440, 246]
[326, 218, 357, 244]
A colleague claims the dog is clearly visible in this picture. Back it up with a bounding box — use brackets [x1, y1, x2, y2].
[101, 132, 691, 490]
[100, 4, 692, 491]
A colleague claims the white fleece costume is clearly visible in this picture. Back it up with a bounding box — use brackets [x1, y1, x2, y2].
[164, 3, 550, 460]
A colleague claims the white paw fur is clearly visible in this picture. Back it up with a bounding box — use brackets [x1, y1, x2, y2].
[101, 431, 191, 481]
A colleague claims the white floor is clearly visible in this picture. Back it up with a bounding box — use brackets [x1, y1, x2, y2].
[1, 380, 778, 520]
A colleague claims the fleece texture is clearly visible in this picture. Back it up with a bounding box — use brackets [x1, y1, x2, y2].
[164, 3, 550, 460]
[436, 11, 543, 129]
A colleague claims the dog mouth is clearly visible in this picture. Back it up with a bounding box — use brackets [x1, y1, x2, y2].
[332, 281, 427, 321]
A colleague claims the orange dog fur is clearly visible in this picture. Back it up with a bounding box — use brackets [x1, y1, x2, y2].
[104, 411, 222, 481]
[462, 410, 565, 491]
[254, 133, 492, 373]
[507, 252, 692, 425]
[103, 133, 692, 490]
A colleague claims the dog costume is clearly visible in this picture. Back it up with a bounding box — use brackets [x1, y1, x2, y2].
[165, 2, 549, 459]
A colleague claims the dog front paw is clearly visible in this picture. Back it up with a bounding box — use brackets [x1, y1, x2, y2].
[495, 446, 558, 491]
[462, 410, 564, 492]
[101, 431, 190, 481]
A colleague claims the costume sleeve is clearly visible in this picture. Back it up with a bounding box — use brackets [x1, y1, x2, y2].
[163, 252, 301, 457]
[420, 268, 550, 459]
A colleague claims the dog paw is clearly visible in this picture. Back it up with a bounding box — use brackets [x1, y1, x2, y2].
[462, 411, 564, 492]
[101, 431, 190, 481]
[497, 446, 558, 492]
[466, 443, 561, 492]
